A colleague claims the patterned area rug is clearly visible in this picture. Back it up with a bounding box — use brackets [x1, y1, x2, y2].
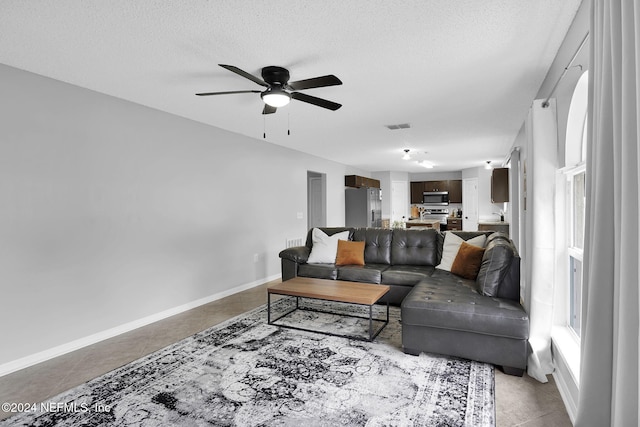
[1, 298, 494, 426]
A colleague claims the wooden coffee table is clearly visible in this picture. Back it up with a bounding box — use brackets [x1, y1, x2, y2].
[267, 277, 390, 341]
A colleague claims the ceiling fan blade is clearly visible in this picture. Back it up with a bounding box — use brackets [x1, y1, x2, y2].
[195, 90, 261, 96]
[262, 104, 277, 115]
[291, 92, 342, 111]
[219, 64, 268, 87]
[288, 75, 342, 91]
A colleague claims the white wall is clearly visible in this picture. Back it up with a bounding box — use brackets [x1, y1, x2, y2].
[0, 64, 366, 367]
[409, 171, 462, 181]
[461, 166, 505, 221]
[373, 171, 409, 220]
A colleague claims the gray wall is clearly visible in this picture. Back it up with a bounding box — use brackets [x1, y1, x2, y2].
[0, 64, 365, 366]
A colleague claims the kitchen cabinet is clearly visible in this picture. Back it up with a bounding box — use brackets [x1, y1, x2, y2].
[446, 218, 463, 231]
[411, 179, 461, 204]
[410, 182, 425, 204]
[345, 175, 380, 189]
[491, 168, 509, 203]
[424, 180, 449, 192]
[448, 180, 462, 203]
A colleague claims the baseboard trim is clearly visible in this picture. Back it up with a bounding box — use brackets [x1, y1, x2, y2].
[551, 329, 579, 424]
[0, 274, 280, 377]
[552, 368, 577, 424]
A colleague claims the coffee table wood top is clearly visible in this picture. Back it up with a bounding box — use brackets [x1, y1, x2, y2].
[268, 277, 390, 306]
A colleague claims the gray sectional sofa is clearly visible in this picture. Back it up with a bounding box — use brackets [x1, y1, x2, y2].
[278, 227, 530, 376]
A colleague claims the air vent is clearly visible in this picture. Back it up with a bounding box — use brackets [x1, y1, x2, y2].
[385, 123, 411, 130]
[286, 238, 304, 248]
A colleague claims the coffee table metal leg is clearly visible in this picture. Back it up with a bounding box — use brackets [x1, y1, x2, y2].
[267, 292, 271, 324]
[387, 300, 389, 323]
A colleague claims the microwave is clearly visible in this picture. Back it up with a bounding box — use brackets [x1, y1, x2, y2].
[423, 191, 449, 205]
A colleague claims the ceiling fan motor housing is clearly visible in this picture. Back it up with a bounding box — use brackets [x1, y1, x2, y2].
[261, 66, 291, 86]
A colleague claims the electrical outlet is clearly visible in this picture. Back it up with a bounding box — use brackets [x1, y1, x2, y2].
[297, 212, 303, 219]
[253, 253, 260, 263]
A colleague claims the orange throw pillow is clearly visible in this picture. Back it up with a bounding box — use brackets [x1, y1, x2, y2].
[335, 240, 366, 266]
[450, 241, 485, 280]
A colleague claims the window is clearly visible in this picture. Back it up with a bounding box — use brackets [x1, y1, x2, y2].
[562, 70, 588, 339]
[567, 168, 585, 336]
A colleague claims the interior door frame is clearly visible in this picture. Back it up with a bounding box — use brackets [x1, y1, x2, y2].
[391, 180, 409, 224]
[462, 178, 479, 231]
[307, 171, 326, 229]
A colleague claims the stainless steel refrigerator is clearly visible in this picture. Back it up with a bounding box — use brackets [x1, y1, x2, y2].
[345, 187, 382, 228]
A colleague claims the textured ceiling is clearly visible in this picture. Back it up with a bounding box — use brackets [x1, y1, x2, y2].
[0, 0, 581, 172]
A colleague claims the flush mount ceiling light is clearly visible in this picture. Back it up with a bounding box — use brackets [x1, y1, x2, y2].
[485, 160, 492, 170]
[196, 65, 342, 114]
[261, 86, 291, 107]
[402, 149, 411, 160]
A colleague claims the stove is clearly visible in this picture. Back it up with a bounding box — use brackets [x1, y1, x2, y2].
[420, 208, 449, 223]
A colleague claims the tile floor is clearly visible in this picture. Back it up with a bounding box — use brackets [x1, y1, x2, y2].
[0, 279, 572, 426]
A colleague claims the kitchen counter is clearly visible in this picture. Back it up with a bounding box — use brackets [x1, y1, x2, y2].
[478, 221, 510, 234]
[405, 219, 441, 229]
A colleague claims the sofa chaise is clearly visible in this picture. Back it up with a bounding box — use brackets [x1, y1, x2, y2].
[278, 227, 530, 376]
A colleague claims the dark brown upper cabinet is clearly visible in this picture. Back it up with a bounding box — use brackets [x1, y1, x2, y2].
[448, 180, 462, 203]
[491, 168, 509, 203]
[345, 175, 380, 189]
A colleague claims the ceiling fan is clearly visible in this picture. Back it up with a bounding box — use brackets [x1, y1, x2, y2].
[196, 64, 343, 114]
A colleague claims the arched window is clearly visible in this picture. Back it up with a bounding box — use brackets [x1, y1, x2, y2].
[563, 69, 588, 337]
[566, 70, 589, 167]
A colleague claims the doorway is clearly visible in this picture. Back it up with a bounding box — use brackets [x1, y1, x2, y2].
[307, 171, 326, 229]
[391, 181, 409, 224]
[462, 178, 479, 231]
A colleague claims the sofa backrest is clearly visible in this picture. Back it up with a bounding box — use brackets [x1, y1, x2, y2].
[353, 228, 393, 264]
[390, 228, 438, 266]
[476, 235, 521, 302]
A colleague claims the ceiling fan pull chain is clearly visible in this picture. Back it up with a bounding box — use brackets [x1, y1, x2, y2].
[288, 113, 290, 136]
[263, 115, 266, 139]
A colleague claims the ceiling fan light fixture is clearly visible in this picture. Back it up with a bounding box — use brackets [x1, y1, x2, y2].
[261, 87, 291, 107]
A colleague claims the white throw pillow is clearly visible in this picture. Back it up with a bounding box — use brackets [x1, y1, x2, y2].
[306, 228, 351, 264]
[436, 232, 487, 272]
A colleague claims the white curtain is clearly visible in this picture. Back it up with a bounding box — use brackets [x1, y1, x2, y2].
[575, 1, 640, 426]
[523, 99, 558, 383]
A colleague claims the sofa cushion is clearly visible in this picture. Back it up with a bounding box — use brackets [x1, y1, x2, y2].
[437, 232, 486, 272]
[402, 272, 530, 340]
[307, 228, 350, 264]
[390, 229, 438, 266]
[335, 240, 365, 266]
[451, 242, 486, 280]
[353, 228, 393, 264]
[305, 227, 354, 248]
[436, 231, 492, 264]
[381, 265, 435, 286]
[298, 263, 338, 280]
[476, 238, 517, 297]
[337, 264, 387, 284]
